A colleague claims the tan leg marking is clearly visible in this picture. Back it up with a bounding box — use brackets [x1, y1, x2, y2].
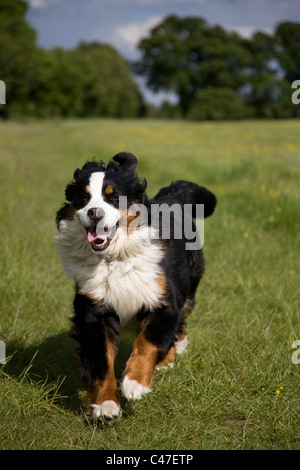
[177, 298, 194, 341]
[88, 340, 120, 420]
[156, 345, 176, 369]
[122, 331, 158, 400]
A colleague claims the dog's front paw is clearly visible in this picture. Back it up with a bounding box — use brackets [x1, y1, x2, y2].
[121, 375, 151, 400]
[90, 400, 121, 421]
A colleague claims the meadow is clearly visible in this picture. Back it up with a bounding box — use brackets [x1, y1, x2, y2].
[0, 118, 299, 450]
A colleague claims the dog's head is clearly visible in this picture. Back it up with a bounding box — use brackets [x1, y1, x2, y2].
[57, 152, 147, 253]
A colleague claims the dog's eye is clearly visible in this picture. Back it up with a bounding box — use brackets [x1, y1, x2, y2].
[107, 192, 119, 205]
[82, 193, 90, 203]
[109, 193, 118, 202]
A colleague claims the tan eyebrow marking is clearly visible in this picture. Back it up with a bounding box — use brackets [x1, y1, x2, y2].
[105, 184, 114, 195]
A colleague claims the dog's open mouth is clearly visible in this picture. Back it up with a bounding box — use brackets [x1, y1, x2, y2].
[86, 223, 119, 252]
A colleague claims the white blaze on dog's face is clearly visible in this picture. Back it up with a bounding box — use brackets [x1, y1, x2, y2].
[56, 154, 149, 256]
[77, 172, 121, 252]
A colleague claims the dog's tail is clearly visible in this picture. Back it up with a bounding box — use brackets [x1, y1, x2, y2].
[154, 180, 217, 218]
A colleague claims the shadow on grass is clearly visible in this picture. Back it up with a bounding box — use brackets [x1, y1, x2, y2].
[4, 331, 133, 417]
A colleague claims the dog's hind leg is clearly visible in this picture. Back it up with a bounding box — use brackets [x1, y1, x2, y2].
[155, 298, 195, 370]
[175, 298, 195, 354]
[155, 345, 176, 370]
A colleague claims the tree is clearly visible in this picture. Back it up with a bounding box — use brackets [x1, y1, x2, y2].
[188, 87, 252, 120]
[135, 15, 252, 116]
[275, 22, 300, 83]
[0, 0, 40, 117]
[29, 48, 85, 117]
[0, 2, 143, 118]
[136, 15, 300, 119]
[30, 43, 144, 118]
[71, 42, 143, 118]
[241, 31, 283, 117]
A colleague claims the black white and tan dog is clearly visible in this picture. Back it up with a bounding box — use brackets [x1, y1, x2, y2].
[55, 152, 216, 421]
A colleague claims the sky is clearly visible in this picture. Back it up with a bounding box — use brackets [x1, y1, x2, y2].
[26, 0, 300, 104]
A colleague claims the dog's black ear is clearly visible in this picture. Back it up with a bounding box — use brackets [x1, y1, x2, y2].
[112, 152, 138, 173]
[65, 182, 76, 202]
[73, 168, 81, 180]
[63, 168, 81, 201]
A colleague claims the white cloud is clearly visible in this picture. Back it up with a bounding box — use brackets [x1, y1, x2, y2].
[226, 25, 273, 38]
[115, 16, 163, 49]
[28, 0, 47, 8]
[86, 15, 163, 59]
[28, 0, 64, 10]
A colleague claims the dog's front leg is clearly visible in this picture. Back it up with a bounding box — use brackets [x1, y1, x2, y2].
[73, 293, 121, 420]
[121, 306, 179, 400]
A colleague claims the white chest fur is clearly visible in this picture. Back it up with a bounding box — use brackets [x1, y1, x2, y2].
[80, 250, 163, 324]
[55, 218, 164, 325]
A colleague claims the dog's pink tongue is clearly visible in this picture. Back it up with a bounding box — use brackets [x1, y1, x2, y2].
[87, 229, 98, 243]
[87, 227, 108, 243]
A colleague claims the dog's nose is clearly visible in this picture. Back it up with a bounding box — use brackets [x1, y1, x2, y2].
[88, 207, 105, 222]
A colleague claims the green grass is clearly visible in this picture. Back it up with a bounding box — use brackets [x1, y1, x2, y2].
[0, 118, 299, 450]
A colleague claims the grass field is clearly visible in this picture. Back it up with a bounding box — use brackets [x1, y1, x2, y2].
[0, 118, 299, 450]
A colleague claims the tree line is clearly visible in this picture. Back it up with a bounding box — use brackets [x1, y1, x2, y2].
[0, 0, 144, 119]
[136, 15, 300, 119]
[1, 0, 300, 120]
